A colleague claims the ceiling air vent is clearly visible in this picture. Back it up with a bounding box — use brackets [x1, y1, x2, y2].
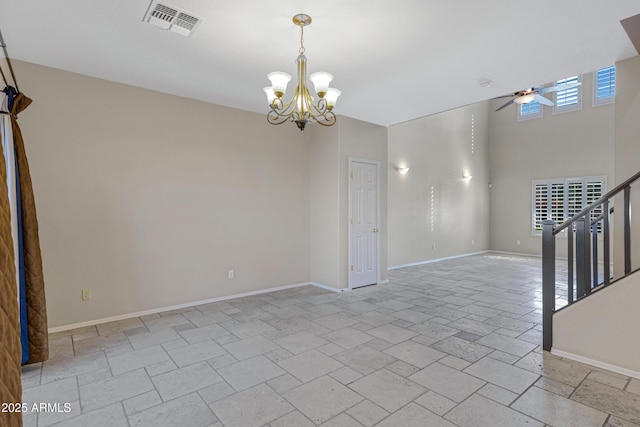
[143, 1, 202, 36]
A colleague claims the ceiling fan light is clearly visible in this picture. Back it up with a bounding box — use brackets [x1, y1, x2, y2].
[267, 72, 291, 97]
[325, 88, 341, 110]
[514, 94, 536, 104]
[309, 72, 333, 97]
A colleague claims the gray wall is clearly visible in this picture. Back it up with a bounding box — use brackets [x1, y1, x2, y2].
[488, 71, 615, 257]
[309, 116, 388, 289]
[387, 102, 490, 267]
[614, 55, 640, 274]
[309, 125, 341, 288]
[554, 271, 640, 374]
[17, 60, 312, 328]
[19, 60, 387, 328]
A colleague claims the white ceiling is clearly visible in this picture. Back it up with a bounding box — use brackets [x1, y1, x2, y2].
[1, 0, 638, 127]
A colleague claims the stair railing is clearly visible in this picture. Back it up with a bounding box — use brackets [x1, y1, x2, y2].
[542, 170, 640, 351]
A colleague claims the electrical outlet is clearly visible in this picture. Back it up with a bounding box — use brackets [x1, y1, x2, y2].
[432, 243, 436, 250]
[81, 289, 91, 301]
[471, 239, 475, 245]
[516, 240, 521, 246]
[228, 270, 234, 279]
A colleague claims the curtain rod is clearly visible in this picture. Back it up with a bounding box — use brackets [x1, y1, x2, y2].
[0, 28, 20, 93]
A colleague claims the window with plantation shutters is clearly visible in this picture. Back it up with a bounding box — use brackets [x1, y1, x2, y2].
[517, 101, 542, 121]
[593, 66, 615, 106]
[553, 75, 582, 114]
[531, 176, 605, 235]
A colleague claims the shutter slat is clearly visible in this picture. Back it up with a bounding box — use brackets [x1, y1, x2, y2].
[550, 183, 565, 223]
[521, 101, 541, 115]
[534, 183, 548, 231]
[556, 76, 580, 108]
[595, 66, 616, 101]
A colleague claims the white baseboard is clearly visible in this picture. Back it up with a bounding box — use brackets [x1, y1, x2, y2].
[49, 281, 314, 333]
[388, 250, 490, 270]
[488, 250, 582, 263]
[551, 348, 640, 380]
[486, 250, 540, 258]
[309, 281, 345, 293]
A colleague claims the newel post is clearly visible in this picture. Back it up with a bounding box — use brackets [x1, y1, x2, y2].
[542, 220, 556, 352]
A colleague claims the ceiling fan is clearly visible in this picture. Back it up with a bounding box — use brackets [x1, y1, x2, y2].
[495, 81, 582, 111]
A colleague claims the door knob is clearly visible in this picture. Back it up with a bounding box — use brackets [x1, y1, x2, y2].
[372, 227, 378, 233]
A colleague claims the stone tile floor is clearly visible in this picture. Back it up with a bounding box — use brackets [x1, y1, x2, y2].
[19, 253, 640, 427]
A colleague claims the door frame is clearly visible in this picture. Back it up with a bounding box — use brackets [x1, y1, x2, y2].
[348, 157, 381, 290]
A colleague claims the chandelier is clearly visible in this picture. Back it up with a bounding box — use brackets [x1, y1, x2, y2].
[264, 14, 341, 131]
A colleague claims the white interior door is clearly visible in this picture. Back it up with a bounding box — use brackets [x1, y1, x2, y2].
[350, 160, 379, 288]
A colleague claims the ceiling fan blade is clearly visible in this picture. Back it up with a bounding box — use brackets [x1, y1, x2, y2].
[539, 81, 582, 94]
[534, 94, 554, 106]
[495, 98, 516, 111]
[493, 94, 515, 99]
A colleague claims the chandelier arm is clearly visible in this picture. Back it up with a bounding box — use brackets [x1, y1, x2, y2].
[307, 97, 329, 116]
[267, 110, 311, 125]
[267, 96, 298, 122]
[313, 111, 337, 126]
[270, 96, 296, 113]
[308, 107, 336, 126]
[269, 97, 284, 111]
[267, 96, 297, 123]
[267, 110, 290, 125]
[304, 96, 336, 124]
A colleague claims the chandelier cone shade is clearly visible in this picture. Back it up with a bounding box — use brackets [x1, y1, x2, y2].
[264, 14, 341, 131]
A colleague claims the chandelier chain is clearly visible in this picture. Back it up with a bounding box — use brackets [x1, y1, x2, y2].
[299, 24, 305, 54]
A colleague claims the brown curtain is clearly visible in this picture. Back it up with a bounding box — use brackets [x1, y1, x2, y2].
[0, 112, 22, 427]
[11, 93, 48, 364]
